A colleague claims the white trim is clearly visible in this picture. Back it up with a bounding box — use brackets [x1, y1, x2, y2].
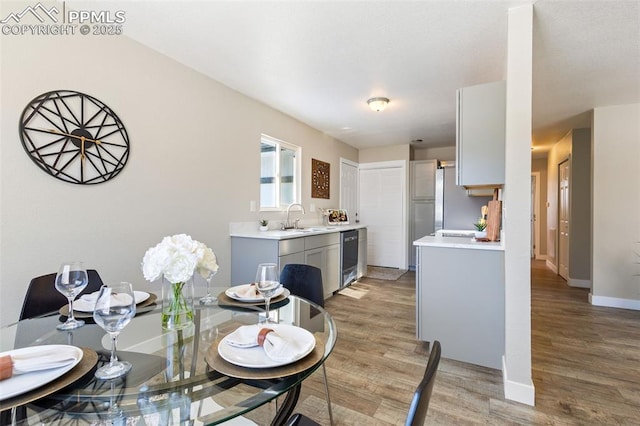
[590, 294, 640, 311]
[502, 356, 535, 406]
[340, 157, 359, 168]
[568, 278, 591, 288]
[259, 133, 302, 211]
[545, 259, 558, 274]
[358, 159, 406, 170]
[339, 157, 359, 213]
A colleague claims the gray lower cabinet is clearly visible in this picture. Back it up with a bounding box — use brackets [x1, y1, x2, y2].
[304, 244, 340, 298]
[278, 238, 305, 271]
[416, 245, 504, 369]
[231, 233, 340, 299]
[357, 228, 367, 279]
[303, 233, 341, 298]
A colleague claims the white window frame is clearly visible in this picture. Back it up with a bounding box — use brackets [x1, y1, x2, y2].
[260, 134, 301, 211]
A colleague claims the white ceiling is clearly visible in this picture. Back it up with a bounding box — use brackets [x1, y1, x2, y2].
[107, 0, 640, 154]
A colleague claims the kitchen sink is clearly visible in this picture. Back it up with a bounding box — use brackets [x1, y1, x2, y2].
[436, 230, 475, 237]
[283, 226, 335, 232]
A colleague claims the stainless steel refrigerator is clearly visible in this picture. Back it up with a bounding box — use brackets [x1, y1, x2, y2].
[434, 162, 492, 231]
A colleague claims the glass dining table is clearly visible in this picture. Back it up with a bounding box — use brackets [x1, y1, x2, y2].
[0, 287, 337, 425]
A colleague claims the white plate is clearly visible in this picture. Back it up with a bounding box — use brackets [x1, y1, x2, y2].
[73, 291, 150, 312]
[0, 345, 83, 400]
[218, 324, 315, 368]
[225, 284, 285, 302]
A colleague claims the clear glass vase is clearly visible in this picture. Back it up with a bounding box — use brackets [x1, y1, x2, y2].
[161, 277, 194, 330]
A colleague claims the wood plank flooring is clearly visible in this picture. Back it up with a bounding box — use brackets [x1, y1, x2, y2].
[246, 260, 640, 425]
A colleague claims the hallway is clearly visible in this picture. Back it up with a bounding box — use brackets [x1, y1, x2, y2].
[530, 260, 640, 423]
[246, 260, 640, 424]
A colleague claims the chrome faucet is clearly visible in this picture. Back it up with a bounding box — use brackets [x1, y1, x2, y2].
[283, 203, 306, 229]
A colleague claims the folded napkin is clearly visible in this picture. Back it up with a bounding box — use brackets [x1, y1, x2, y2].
[79, 291, 99, 304]
[11, 346, 79, 375]
[225, 324, 312, 363]
[233, 284, 260, 299]
[80, 291, 134, 307]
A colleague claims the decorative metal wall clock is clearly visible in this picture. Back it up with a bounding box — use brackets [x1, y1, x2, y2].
[19, 90, 130, 185]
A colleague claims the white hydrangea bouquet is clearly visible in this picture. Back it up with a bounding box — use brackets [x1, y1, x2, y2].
[142, 234, 218, 329]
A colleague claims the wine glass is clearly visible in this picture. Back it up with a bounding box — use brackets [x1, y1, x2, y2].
[255, 263, 281, 324]
[199, 269, 218, 305]
[55, 261, 89, 330]
[93, 282, 136, 380]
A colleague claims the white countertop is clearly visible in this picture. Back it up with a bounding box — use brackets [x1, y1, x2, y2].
[230, 223, 366, 240]
[413, 234, 504, 251]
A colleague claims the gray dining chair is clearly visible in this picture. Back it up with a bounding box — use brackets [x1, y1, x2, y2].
[286, 340, 442, 426]
[4, 271, 103, 426]
[405, 340, 441, 425]
[280, 264, 334, 426]
[19, 269, 104, 320]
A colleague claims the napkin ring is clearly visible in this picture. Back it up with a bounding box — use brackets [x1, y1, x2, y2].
[257, 328, 274, 346]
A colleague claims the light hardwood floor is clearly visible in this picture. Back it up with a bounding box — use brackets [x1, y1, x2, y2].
[250, 260, 639, 425]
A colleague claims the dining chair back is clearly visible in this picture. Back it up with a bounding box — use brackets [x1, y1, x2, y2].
[280, 263, 324, 307]
[405, 340, 442, 426]
[19, 269, 105, 320]
[280, 263, 333, 425]
[285, 413, 321, 426]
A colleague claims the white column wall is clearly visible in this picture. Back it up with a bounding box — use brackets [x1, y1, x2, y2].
[502, 4, 535, 405]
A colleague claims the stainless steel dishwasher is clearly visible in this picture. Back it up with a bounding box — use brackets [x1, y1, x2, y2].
[340, 229, 358, 288]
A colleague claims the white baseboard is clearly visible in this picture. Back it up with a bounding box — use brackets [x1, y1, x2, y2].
[502, 356, 535, 406]
[533, 254, 548, 261]
[590, 294, 640, 311]
[568, 278, 591, 288]
[545, 259, 557, 274]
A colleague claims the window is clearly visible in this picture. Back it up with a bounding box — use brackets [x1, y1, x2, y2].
[260, 134, 301, 210]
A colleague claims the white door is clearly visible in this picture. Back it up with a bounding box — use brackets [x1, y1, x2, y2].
[531, 173, 540, 259]
[340, 159, 359, 222]
[359, 161, 406, 269]
[558, 160, 570, 280]
[531, 174, 536, 258]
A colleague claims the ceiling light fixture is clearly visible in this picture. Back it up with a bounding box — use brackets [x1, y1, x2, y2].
[367, 97, 390, 112]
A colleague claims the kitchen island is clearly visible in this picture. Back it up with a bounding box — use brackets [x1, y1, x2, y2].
[414, 234, 504, 369]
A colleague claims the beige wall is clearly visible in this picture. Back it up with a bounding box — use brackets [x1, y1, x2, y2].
[0, 33, 357, 326]
[359, 144, 410, 163]
[568, 128, 591, 284]
[592, 103, 640, 306]
[412, 146, 456, 161]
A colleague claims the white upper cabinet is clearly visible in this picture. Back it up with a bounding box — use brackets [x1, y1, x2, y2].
[456, 81, 506, 187]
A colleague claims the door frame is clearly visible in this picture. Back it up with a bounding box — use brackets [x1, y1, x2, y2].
[557, 159, 570, 280]
[531, 172, 541, 259]
[339, 158, 359, 220]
